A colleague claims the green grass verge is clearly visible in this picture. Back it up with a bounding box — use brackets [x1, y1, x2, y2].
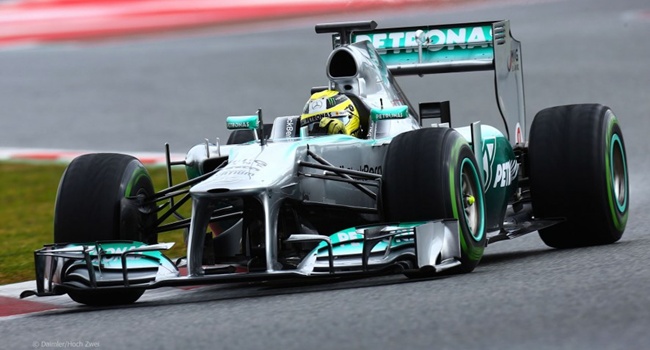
[0, 161, 189, 285]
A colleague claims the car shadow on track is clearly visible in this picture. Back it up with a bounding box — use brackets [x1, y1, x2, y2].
[479, 248, 554, 266]
[29, 273, 454, 317]
[480, 239, 637, 267]
[26, 240, 638, 317]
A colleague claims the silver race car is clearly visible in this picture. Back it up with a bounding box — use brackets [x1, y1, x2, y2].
[22, 20, 629, 305]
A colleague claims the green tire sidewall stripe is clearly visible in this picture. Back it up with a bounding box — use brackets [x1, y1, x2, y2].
[125, 164, 149, 197]
[460, 157, 486, 242]
[449, 137, 461, 222]
[449, 136, 485, 261]
[610, 134, 628, 212]
[605, 115, 628, 231]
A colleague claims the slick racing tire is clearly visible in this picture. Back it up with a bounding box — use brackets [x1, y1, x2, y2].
[529, 104, 629, 248]
[54, 153, 156, 305]
[54, 153, 157, 244]
[382, 128, 486, 275]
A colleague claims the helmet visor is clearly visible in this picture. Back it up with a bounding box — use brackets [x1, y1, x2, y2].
[304, 111, 351, 136]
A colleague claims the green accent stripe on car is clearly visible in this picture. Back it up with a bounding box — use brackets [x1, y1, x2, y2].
[314, 222, 423, 253]
[68, 241, 167, 269]
[185, 165, 201, 180]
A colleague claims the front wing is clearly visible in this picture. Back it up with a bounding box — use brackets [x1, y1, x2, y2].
[21, 220, 460, 299]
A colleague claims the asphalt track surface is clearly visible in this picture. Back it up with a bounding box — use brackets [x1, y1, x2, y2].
[1, 0, 650, 349]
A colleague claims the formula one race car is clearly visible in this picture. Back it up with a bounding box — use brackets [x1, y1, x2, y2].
[22, 20, 629, 305]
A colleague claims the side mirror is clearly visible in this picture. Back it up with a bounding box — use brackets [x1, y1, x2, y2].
[370, 105, 408, 122]
[226, 109, 266, 145]
[226, 115, 259, 131]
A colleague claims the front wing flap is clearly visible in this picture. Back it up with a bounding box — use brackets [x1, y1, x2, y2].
[291, 219, 461, 274]
[21, 241, 179, 298]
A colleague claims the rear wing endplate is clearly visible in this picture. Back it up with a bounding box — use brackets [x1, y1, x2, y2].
[318, 20, 526, 143]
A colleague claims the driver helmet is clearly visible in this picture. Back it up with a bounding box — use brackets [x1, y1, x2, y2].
[300, 89, 359, 136]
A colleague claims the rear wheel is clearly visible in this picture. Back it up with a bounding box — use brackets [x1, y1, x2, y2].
[54, 153, 157, 305]
[382, 128, 486, 274]
[529, 104, 628, 248]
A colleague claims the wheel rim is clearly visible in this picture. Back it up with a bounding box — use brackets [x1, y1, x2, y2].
[610, 134, 627, 212]
[460, 158, 484, 241]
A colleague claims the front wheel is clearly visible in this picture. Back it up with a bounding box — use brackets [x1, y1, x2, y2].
[382, 127, 486, 274]
[54, 153, 157, 305]
[54, 153, 157, 244]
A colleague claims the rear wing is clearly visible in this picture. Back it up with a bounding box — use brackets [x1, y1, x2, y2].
[317, 20, 526, 144]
